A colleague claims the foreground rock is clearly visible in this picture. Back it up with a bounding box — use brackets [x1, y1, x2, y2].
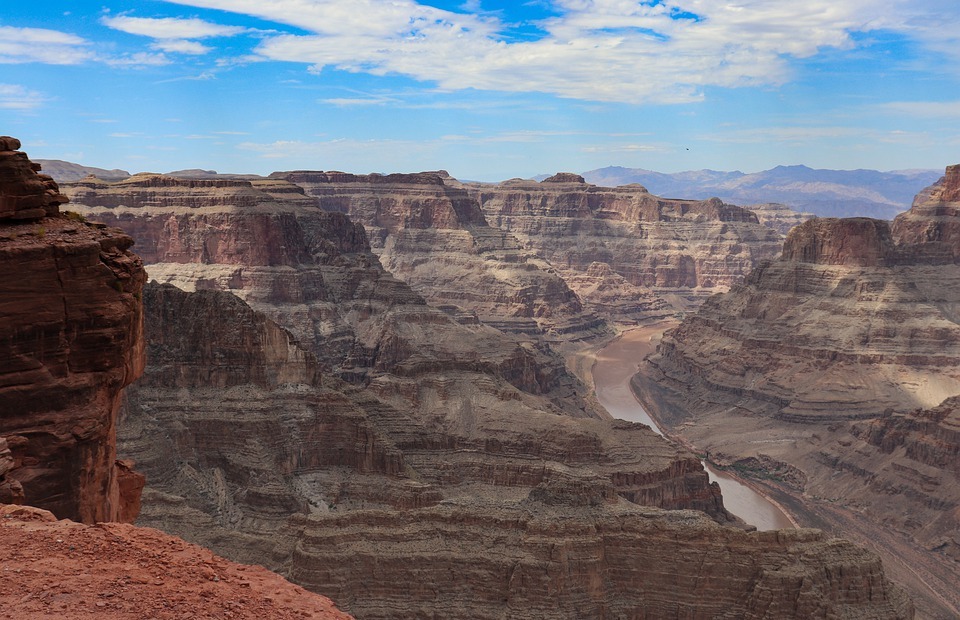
[271, 170, 607, 340]
[469, 174, 783, 321]
[641, 165, 960, 617]
[0, 503, 351, 619]
[0, 137, 145, 523]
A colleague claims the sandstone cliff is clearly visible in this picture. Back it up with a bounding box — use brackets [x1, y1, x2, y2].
[640, 166, 960, 617]
[0, 137, 145, 523]
[469, 174, 784, 321]
[271, 170, 607, 340]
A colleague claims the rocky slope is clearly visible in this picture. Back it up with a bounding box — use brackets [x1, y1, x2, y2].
[0, 503, 351, 620]
[470, 174, 784, 321]
[0, 137, 145, 523]
[270, 170, 607, 340]
[640, 165, 960, 618]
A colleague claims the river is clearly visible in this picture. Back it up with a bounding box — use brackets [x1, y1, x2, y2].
[592, 325, 795, 531]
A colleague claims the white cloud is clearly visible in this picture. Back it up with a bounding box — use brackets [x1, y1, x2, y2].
[102, 16, 246, 39]
[151, 39, 212, 54]
[0, 26, 93, 64]
[161, 0, 960, 104]
[104, 51, 172, 67]
[0, 84, 46, 110]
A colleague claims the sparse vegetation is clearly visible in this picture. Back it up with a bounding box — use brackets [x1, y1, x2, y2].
[64, 210, 87, 224]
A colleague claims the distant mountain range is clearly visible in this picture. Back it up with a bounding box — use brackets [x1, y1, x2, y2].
[576, 165, 942, 220]
[39, 159, 942, 221]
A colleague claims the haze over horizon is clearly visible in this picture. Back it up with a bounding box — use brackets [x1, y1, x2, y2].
[3, 0, 959, 181]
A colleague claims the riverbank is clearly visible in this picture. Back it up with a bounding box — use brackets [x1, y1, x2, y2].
[583, 322, 796, 531]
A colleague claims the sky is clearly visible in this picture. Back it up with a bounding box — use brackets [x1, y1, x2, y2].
[1, 0, 959, 181]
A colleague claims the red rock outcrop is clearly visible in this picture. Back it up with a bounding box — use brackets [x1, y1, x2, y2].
[271, 170, 608, 340]
[0, 503, 352, 619]
[469, 175, 784, 322]
[638, 166, 960, 617]
[0, 139, 145, 523]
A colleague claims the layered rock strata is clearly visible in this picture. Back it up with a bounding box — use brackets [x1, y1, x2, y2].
[640, 166, 960, 617]
[122, 283, 912, 619]
[469, 174, 784, 321]
[271, 170, 607, 340]
[746, 202, 815, 235]
[288, 503, 911, 620]
[63, 167, 914, 619]
[0, 138, 145, 523]
[63, 174, 589, 415]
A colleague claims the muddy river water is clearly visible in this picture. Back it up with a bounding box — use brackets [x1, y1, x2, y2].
[593, 326, 795, 531]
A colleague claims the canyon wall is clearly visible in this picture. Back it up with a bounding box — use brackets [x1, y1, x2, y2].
[469, 174, 784, 321]
[0, 137, 145, 523]
[641, 165, 960, 617]
[271, 170, 607, 340]
[63, 170, 915, 618]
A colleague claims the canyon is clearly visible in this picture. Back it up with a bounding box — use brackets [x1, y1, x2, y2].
[468, 173, 785, 320]
[0, 137, 350, 618]
[41, 162, 917, 617]
[641, 165, 960, 618]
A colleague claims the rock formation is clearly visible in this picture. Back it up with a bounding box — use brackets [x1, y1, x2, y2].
[469, 175, 784, 321]
[289, 503, 911, 620]
[745, 202, 815, 235]
[270, 170, 607, 340]
[0, 137, 145, 523]
[119, 282, 913, 619]
[0, 140, 350, 619]
[58, 163, 917, 619]
[640, 165, 960, 617]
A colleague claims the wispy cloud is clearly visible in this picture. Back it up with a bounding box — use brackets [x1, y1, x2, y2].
[102, 16, 246, 39]
[0, 84, 46, 110]
[151, 39, 212, 54]
[160, 0, 960, 104]
[104, 52, 172, 67]
[876, 100, 960, 119]
[0, 26, 93, 64]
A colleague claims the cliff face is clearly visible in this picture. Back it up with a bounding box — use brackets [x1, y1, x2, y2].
[470, 175, 784, 321]
[641, 165, 960, 617]
[64, 174, 588, 412]
[271, 171, 607, 340]
[289, 504, 911, 620]
[0, 138, 145, 523]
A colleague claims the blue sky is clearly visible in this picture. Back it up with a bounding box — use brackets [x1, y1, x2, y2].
[2, 0, 959, 180]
